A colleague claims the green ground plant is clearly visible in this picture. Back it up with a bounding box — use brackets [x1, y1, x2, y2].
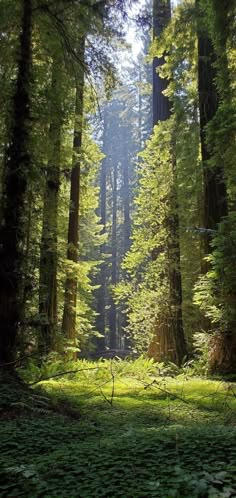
[1, 359, 236, 497]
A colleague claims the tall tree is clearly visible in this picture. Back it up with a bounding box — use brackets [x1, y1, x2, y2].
[122, 126, 131, 255]
[152, 0, 171, 124]
[194, 0, 236, 373]
[95, 107, 108, 352]
[196, 0, 228, 259]
[62, 47, 85, 358]
[39, 60, 63, 355]
[108, 157, 118, 349]
[148, 0, 187, 366]
[0, 0, 32, 366]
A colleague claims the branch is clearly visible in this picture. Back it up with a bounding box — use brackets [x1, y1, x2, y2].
[30, 366, 108, 385]
[142, 379, 189, 404]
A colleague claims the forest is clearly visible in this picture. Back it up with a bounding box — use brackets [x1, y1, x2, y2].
[0, 0, 236, 497]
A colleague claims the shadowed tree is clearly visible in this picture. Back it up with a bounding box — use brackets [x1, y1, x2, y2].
[0, 0, 32, 366]
[196, 0, 228, 260]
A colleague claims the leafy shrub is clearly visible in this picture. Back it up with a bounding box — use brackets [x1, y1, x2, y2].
[183, 332, 211, 377]
[194, 214, 236, 334]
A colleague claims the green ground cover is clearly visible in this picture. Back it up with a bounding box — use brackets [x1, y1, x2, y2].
[1, 359, 236, 497]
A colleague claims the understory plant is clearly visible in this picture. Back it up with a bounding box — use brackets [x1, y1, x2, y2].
[194, 214, 236, 373]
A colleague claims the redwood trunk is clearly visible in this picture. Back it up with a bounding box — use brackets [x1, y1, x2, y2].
[123, 131, 131, 255]
[39, 62, 62, 355]
[0, 0, 32, 365]
[122, 126, 131, 348]
[108, 161, 118, 349]
[148, 0, 187, 365]
[197, 23, 228, 258]
[168, 152, 186, 366]
[197, 1, 232, 373]
[95, 108, 108, 352]
[152, 0, 171, 125]
[62, 71, 85, 358]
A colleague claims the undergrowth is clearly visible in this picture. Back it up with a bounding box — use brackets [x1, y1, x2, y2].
[1, 358, 236, 497]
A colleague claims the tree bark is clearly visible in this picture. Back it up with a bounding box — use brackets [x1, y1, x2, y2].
[168, 151, 186, 366]
[197, 18, 228, 258]
[0, 0, 32, 366]
[122, 130, 131, 255]
[152, 0, 171, 125]
[138, 63, 143, 151]
[19, 190, 33, 354]
[197, 0, 233, 373]
[148, 0, 187, 366]
[121, 126, 131, 349]
[95, 107, 108, 352]
[39, 61, 62, 355]
[62, 60, 85, 359]
[108, 160, 117, 349]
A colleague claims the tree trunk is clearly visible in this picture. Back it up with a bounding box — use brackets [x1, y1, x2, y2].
[0, 0, 32, 366]
[152, 0, 171, 125]
[148, 0, 187, 366]
[210, 0, 232, 102]
[62, 62, 85, 360]
[39, 61, 62, 355]
[123, 131, 131, 255]
[108, 161, 117, 349]
[197, 17, 228, 258]
[197, 0, 233, 373]
[95, 108, 108, 352]
[121, 126, 131, 349]
[138, 63, 143, 151]
[18, 190, 33, 354]
[168, 151, 186, 366]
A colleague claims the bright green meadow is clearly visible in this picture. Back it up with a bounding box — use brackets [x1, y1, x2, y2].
[1, 358, 236, 497]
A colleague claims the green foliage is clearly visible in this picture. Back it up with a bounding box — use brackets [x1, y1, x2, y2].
[1, 422, 236, 497]
[183, 332, 211, 376]
[150, 0, 197, 112]
[194, 214, 236, 333]
[116, 0, 204, 353]
[20, 356, 164, 384]
[62, 128, 106, 351]
[0, 0, 133, 363]
[116, 119, 174, 349]
[1, 364, 236, 497]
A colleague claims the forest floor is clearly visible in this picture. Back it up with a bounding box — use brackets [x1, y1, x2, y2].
[1, 359, 236, 498]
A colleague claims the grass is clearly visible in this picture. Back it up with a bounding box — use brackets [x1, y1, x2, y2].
[1, 358, 236, 497]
